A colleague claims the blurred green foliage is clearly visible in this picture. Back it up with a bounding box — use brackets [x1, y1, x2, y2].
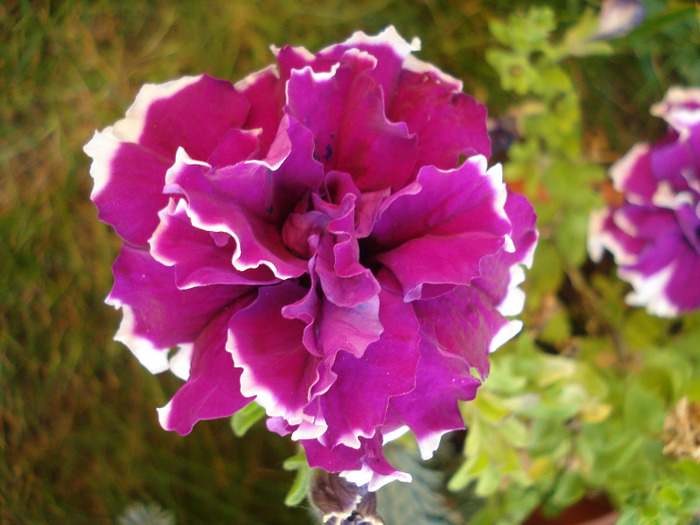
[2, 0, 700, 523]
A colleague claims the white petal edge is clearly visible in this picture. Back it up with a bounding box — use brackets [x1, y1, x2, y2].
[489, 319, 523, 353]
[588, 209, 638, 266]
[610, 143, 650, 198]
[291, 417, 328, 441]
[620, 263, 680, 318]
[156, 400, 174, 429]
[340, 464, 412, 492]
[652, 182, 695, 210]
[382, 425, 409, 444]
[651, 86, 700, 135]
[416, 430, 445, 461]
[234, 64, 279, 91]
[107, 303, 170, 374]
[333, 25, 421, 56]
[497, 265, 527, 317]
[481, 160, 511, 227]
[169, 343, 194, 381]
[83, 128, 121, 199]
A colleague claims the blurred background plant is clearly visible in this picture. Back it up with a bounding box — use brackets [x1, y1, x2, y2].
[2, 0, 699, 523]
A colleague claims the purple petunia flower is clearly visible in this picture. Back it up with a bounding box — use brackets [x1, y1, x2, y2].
[84, 26, 538, 489]
[589, 87, 700, 317]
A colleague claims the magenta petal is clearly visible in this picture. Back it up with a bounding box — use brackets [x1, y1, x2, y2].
[84, 75, 251, 247]
[315, 226, 381, 308]
[588, 208, 646, 265]
[319, 289, 419, 449]
[372, 158, 511, 300]
[316, 293, 383, 361]
[237, 66, 285, 155]
[302, 438, 362, 473]
[303, 434, 411, 491]
[313, 173, 382, 302]
[158, 308, 253, 435]
[286, 50, 418, 191]
[207, 128, 260, 168]
[228, 281, 322, 424]
[389, 338, 480, 460]
[662, 246, 700, 313]
[128, 75, 250, 161]
[282, 257, 383, 369]
[390, 69, 491, 169]
[107, 244, 251, 373]
[415, 283, 506, 378]
[610, 144, 656, 204]
[472, 190, 538, 310]
[149, 198, 278, 288]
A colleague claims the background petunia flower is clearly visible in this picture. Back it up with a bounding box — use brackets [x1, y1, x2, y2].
[592, 0, 645, 41]
[589, 87, 700, 317]
[84, 26, 538, 489]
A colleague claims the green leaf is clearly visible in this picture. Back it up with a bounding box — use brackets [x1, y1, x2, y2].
[448, 451, 486, 492]
[623, 385, 665, 434]
[500, 416, 530, 449]
[561, 8, 613, 57]
[230, 402, 266, 437]
[378, 446, 455, 525]
[474, 392, 512, 422]
[475, 464, 501, 497]
[283, 451, 311, 507]
[550, 471, 586, 509]
[538, 308, 571, 348]
[553, 211, 590, 267]
[658, 484, 683, 508]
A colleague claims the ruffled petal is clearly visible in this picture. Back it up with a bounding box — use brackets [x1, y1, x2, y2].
[318, 288, 419, 449]
[388, 338, 480, 460]
[206, 128, 260, 168]
[164, 116, 324, 278]
[236, 66, 285, 155]
[285, 49, 418, 191]
[227, 281, 321, 425]
[390, 69, 491, 169]
[662, 245, 700, 313]
[316, 26, 420, 104]
[609, 143, 656, 205]
[588, 208, 645, 265]
[84, 130, 172, 247]
[84, 75, 252, 247]
[315, 210, 381, 308]
[472, 190, 538, 311]
[107, 244, 250, 373]
[371, 157, 511, 300]
[414, 282, 508, 378]
[303, 434, 411, 492]
[149, 198, 278, 288]
[117, 74, 250, 161]
[157, 307, 253, 435]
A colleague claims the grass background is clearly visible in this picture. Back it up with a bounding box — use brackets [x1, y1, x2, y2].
[1, 0, 698, 523]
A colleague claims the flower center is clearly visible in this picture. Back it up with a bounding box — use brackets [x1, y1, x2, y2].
[281, 209, 330, 259]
